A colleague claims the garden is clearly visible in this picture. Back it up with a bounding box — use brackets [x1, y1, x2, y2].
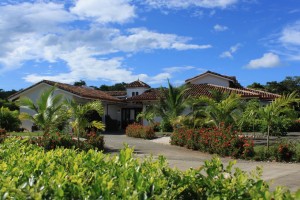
[133, 81, 300, 162]
[0, 83, 300, 198]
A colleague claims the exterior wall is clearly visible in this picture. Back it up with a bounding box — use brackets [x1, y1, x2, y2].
[18, 83, 74, 131]
[189, 74, 230, 87]
[127, 88, 148, 97]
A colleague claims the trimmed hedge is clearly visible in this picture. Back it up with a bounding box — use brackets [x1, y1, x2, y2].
[0, 138, 298, 199]
[126, 123, 156, 139]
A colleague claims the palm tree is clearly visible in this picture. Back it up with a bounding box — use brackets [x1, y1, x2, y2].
[18, 86, 65, 135]
[141, 80, 190, 130]
[258, 92, 299, 150]
[193, 93, 243, 128]
[239, 99, 260, 136]
[65, 99, 105, 142]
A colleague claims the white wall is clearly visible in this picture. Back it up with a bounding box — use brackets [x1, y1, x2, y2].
[189, 74, 230, 87]
[18, 83, 74, 131]
[127, 88, 148, 97]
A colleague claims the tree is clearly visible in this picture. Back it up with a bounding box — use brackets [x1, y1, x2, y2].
[238, 99, 260, 134]
[257, 92, 299, 150]
[18, 87, 65, 134]
[65, 100, 105, 142]
[199, 94, 243, 128]
[74, 80, 86, 86]
[99, 82, 126, 91]
[247, 82, 265, 90]
[0, 106, 21, 131]
[141, 81, 190, 131]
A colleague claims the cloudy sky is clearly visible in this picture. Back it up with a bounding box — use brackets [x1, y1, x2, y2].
[1, 0, 299, 90]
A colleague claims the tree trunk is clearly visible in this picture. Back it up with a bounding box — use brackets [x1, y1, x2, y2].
[267, 125, 270, 151]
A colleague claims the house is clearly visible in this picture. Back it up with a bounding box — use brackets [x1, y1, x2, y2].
[9, 71, 280, 131]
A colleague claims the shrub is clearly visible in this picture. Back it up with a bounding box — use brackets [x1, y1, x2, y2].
[0, 138, 297, 199]
[126, 123, 155, 139]
[171, 125, 255, 159]
[0, 128, 6, 135]
[0, 106, 21, 131]
[29, 132, 104, 151]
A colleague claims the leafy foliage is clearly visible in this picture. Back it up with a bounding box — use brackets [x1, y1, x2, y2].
[29, 131, 104, 151]
[171, 125, 255, 159]
[65, 99, 105, 141]
[141, 80, 190, 131]
[126, 123, 155, 139]
[18, 86, 65, 134]
[0, 106, 21, 131]
[0, 138, 297, 199]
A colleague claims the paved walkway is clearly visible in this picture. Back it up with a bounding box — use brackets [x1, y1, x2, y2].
[103, 134, 300, 192]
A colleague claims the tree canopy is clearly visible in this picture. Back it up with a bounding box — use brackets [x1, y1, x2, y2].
[247, 76, 300, 95]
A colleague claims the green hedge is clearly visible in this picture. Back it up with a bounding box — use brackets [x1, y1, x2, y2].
[0, 138, 298, 199]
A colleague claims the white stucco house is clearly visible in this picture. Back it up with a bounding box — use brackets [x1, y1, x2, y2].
[9, 71, 280, 131]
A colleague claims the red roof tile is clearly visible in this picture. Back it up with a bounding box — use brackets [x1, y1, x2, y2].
[9, 80, 121, 102]
[126, 80, 151, 88]
[104, 91, 127, 96]
[127, 84, 280, 101]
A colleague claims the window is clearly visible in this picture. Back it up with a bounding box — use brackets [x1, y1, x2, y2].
[132, 92, 135, 96]
[135, 92, 139, 96]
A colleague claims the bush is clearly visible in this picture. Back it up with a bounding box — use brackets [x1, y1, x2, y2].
[29, 132, 104, 151]
[0, 106, 21, 131]
[171, 125, 255, 159]
[126, 123, 155, 139]
[0, 138, 297, 199]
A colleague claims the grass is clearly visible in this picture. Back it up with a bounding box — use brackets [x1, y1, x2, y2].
[7, 131, 43, 137]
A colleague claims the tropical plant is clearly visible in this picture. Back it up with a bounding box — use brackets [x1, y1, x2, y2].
[0, 106, 21, 131]
[65, 99, 105, 142]
[192, 93, 242, 128]
[257, 92, 300, 150]
[141, 80, 190, 131]
[239, 99, 260, 133]
[18, 87, 65, 134]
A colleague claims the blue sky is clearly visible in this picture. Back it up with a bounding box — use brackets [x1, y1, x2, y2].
[0, 0, 299, 90]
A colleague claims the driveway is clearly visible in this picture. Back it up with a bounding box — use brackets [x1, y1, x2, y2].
[103, 134, 300, 192]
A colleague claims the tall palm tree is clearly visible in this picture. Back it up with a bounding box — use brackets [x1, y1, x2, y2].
[18, 86, 65, 135]
[258, 92, 299, 150]
[65, 99, 105, 142]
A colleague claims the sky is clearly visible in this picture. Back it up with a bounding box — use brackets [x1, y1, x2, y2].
[0, 0, 300, 91]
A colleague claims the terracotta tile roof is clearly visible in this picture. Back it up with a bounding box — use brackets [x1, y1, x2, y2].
[126, 89, 161, 101]
[185, 70, 238, 84]
[104, 91, 127, 96]
[126, 80, 151, 88]
[127, 84, 280, 101]
[244, 88, 281, 99]
[9, 80, 121, 102]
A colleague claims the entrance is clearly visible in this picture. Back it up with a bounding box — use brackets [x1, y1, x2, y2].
[121, 108, 142, 129]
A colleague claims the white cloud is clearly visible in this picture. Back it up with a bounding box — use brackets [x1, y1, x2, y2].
[246, 53, 281, 69]
[144, 0, 238, 9]
[71, 0, 135, 24]
[280, 21, 300, 45]
[214, 24, 228, 32]
[112, 28, 212, 51]
[163, 66, 195, 73]
[23, 47, 173, 84]
[0, 1, 211, 85]
[220, 43, 241, 58]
